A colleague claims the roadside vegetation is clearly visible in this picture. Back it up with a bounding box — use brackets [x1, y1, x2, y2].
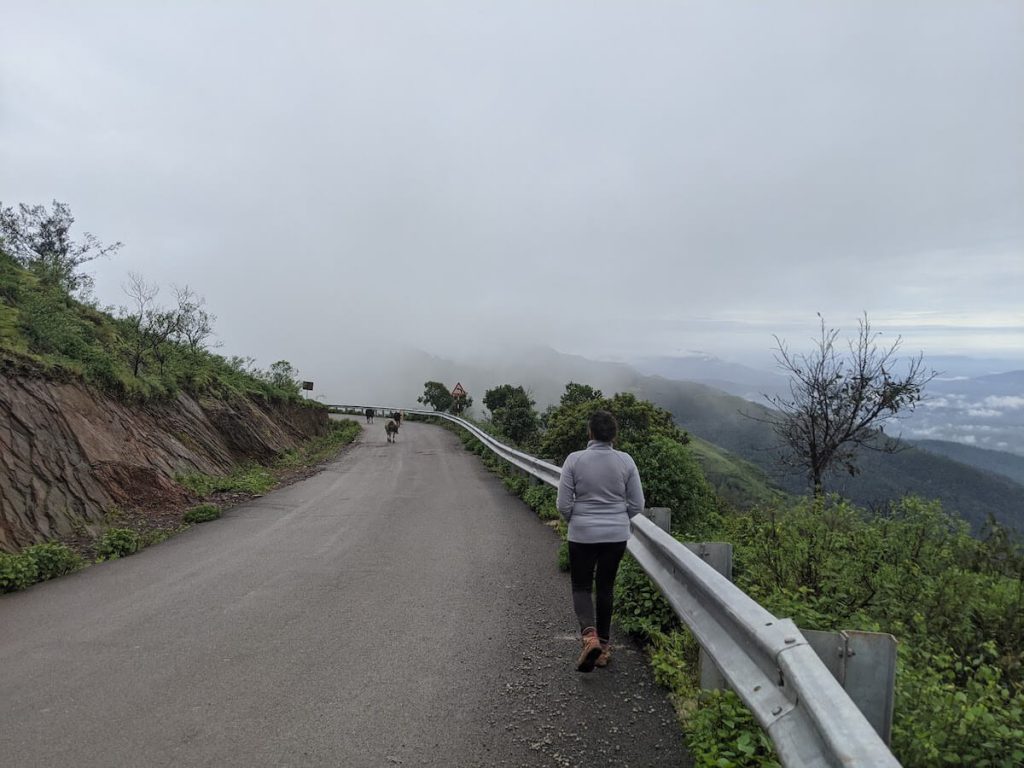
[0, 418, 362, 594]
[0, 200, 314, 403]
[177, 418, 362, 497]
[425, 377, 1024, 767]
[183, 504, 222, 524]
[0, 201, 364, 591]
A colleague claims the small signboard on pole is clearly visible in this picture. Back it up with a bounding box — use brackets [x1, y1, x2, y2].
[302, 381, 314, 391]
[451, 382, 467, 399]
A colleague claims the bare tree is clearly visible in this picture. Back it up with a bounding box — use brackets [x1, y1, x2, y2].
[123, 272, 159, 376]
[765, 314, 936, 496]
[173, 285, 217, 359]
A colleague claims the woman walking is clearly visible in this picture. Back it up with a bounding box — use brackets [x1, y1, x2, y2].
[556, 410, 645, 672]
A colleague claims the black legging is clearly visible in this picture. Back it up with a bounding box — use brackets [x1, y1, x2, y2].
[568, 540, 628, 641]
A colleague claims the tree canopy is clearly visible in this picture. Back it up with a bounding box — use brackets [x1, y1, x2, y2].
[417, 381, 453, 412]
[483, 384, 539, 447]
[539, 383, 712, 531]
[0, 200, 121, 296]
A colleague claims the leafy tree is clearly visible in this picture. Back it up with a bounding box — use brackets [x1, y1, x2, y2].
[765, 314, 936, 495]
[483, 384, 520, 414]
[560, 381, 603, 408]
[631, 435, 717, 533]
[417, 380, 473, 413]
[541, 385, 709, 531]
[418, 380, 453, 412]
[0, 200, 121, 296]
[540, 382, 605, 429]
[263, 360, 301, 395]
[483, 384, 539, 446]
[541, 388, 686, 461]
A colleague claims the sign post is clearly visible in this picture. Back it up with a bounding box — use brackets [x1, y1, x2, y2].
[451, 382, 467, 413]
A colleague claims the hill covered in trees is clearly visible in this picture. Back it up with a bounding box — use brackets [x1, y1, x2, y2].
[915, 438, 1024, 487]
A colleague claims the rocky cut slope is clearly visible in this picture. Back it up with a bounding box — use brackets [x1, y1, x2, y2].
[0, 373, 327, 552]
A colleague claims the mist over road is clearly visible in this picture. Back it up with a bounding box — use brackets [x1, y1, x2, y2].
[0, 421, 687, 767]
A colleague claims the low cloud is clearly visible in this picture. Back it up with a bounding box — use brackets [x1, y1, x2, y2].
[967, 408, 1002, 418]
[984, 396, 1024, 410]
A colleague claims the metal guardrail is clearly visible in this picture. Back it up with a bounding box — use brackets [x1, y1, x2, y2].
[329, 405, 902, 768]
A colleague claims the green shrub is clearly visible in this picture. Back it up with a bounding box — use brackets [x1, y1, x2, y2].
[502, 474, 529, 496]
[0, 551, 39, 592]
[613, 552, 678, 637]
[140, 528, 175, 547]
[0, 216, 318, 405]
[522, 483, 551, 510]
[644, 629, 781, 768]
[519, 485, 561, 520]
[685, 690, 781, 768]
[557, 540, 570, 572]
[629, 434, 720, 534]
[712, 494, 1024, 766]
[177, 466, 276, 496]
[95, 528, 141, 560]
[184, 504, 221, 524]
[648, 629, 698, 693]
[280, 419, 361, 467]
[22, 542, 84, 580]
[892, 643, 1024, 767]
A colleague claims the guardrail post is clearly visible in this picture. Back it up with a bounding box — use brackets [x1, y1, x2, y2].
[643, 507, 672, 532]
[681, 542, 735, 692]
[800, 629, 898, 744]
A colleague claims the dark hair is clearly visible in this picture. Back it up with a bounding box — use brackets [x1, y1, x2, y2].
[588, 410, 618, 442]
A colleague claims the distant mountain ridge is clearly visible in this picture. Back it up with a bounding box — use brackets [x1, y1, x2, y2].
[631, 353, 1024, 457]
[344, 345, 1024, 533]
[914, 439, 1024, 487]
[633, 354, 785, 388]
[519, 350, 1024, 531]
[628, 373, 1024, 533]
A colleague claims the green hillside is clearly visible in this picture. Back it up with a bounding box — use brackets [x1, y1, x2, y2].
[0, 244, 305, 404]
[630, 376, 1024, 533]
[915, 439, 1024, 487]
[686, 435, 786, 509]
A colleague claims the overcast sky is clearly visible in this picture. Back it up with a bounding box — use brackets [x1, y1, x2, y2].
[3, 1, 1022, 381]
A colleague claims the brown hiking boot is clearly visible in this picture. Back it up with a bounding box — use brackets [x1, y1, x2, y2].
[576, 628, 602, 673]
[595, 641, 611, 668]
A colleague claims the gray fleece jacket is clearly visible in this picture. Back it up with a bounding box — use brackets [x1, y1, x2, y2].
[556, 441, 645, 543]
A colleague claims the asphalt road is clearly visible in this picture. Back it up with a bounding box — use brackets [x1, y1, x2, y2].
[0, 420, 689, 767]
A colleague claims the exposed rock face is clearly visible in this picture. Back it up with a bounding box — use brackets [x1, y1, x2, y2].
[0, 375, 327, 551]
